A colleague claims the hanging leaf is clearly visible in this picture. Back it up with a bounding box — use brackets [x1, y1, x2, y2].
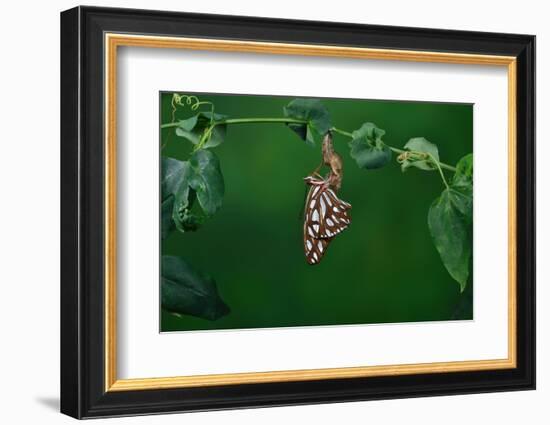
[452, 153, 473, 188]
[349, 122, 391, 169]
[428, 187, 473, 291]
[172, 172, 204, 233]
[188, 150, 225, 216]
[283, 98, 331, 146]
[161, 157, 187, 199]
[161, 255, 230, 320]
[450, 154, 474, 223]
[171, 150, 225, 233]
[175, 114, 199, 132]
[401, 137, 440, 171]
[175, 112, 228, 148]
[161, 157, 189, 239]
[161, 197, 175, 240]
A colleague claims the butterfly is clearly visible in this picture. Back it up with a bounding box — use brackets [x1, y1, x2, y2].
[303, 174, 352, 265]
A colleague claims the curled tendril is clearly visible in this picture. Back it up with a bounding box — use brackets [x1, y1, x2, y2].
[171, 93, 215, 123]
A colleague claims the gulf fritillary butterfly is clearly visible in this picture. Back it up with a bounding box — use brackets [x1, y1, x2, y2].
[303, 175, 352, 265]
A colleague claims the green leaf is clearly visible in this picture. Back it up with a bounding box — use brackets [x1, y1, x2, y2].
[171, 150, 225, 233]
[176, 114, 198, 131]
[161, 255, 230, 320]
[188, 150, 225, 216]
[452, 153, 473, 188]
[428, 187, 473, 291]
[172, 174, 205, 233]
[161, 197, 174, 240]
[161, 157, 187, 200]
[175, 119, 200, 145]
[161, 157, 189, 239]
[401, 137, 439, 171]
[168, 159, 197, 232]
[283, 98, 331, 146]
[175, 112, 227, 148]
[349, 122, 391, 169]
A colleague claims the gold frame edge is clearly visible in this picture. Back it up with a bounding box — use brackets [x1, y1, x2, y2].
[104, 33, 518, 392]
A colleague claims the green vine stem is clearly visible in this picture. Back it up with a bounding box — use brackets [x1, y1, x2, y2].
[428, 152, 450, 189]
[329, 127, 353, 138]
[160, 117, 308, 129]
[161, 116, 458, 178]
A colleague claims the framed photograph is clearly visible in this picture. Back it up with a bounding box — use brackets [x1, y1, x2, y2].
[60, 6, 535, 419]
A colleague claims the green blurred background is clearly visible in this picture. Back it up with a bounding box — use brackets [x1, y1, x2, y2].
[160, 92, 473, 332]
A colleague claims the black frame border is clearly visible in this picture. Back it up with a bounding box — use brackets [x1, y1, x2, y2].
[60, 6, 535, 419]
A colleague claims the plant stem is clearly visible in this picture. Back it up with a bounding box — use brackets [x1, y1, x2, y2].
[219, 118, 308, 125]
[431, 160, 456, 172]
[161, 119, 457, 174]
[160, 117, 308, 129]
[388, 146, 405, 155]
[428, 153, 450, 189]
[330, 127, 353, 138]
[331, 126, 457, 173]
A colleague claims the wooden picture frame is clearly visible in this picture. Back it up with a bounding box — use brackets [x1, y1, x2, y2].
[61, 6, 535, 419]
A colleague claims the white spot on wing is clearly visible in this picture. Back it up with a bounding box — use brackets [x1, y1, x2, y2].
[313, 224, 319, 232]
[312, 210, 319, 221]
[320, 198, 326, 217]
[326, 218, 334, 226]
[306, 240, 312, 250]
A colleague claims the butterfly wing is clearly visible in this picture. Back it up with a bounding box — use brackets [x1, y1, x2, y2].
[316, 187, 352, 239]
[303, 178, 332, 265]
[303, 176, 352, 265]
[304, 232, 332, 265]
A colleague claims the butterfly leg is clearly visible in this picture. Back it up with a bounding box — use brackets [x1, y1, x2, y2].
[310, 161, 324, 178]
